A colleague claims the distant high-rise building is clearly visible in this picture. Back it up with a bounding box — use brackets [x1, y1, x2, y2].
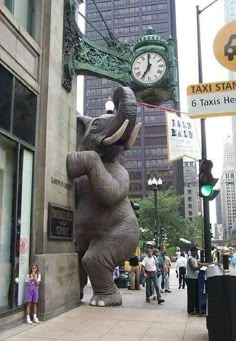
[224, 0, 236, 167]
[84, 0, 183, 198]
[220, 136, 236, 239]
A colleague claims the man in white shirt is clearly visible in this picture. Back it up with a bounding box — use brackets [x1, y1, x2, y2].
[175, 252, 187, 289]
[141, 249, 164, 304]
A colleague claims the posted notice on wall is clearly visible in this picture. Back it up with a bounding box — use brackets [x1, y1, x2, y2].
[165, 110, 201, 161]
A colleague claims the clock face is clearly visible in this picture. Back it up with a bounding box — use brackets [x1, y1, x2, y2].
[132, 52, 167, 84]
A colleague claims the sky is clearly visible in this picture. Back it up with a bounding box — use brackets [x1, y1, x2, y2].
[176, 0, 233, 224]
[176, 0, 232, 178]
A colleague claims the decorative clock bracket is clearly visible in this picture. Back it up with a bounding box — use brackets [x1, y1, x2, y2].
[62, 0, 179, 105]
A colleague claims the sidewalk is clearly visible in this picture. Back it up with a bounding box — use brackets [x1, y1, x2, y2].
[0, 270, 208, 341]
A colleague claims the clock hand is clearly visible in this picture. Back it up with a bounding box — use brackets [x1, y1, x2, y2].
[141, 54, 151, 79]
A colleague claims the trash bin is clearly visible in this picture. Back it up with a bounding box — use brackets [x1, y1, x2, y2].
[206, 264, 236, 341]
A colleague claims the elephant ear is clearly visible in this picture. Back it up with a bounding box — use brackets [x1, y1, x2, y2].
[76, 116, 92, 149]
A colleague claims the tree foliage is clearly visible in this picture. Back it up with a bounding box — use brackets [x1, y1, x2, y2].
[131, 190, 203, 249]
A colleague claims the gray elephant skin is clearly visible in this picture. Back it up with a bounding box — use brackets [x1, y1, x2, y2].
[67, 87, 141, 307]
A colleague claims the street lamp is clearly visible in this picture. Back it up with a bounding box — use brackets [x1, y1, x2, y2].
[196, 0, 218, 262]
[148, 177, 163, 247]
[105, 96, 114, 114]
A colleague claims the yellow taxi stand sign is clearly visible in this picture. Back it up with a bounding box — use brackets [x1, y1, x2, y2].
[187, 80, 236, 119]
[213, 21, 236, 72]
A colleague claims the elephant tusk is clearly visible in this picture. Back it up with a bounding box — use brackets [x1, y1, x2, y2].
[103, 119, 129, 145]
[124, 123, 142, 150]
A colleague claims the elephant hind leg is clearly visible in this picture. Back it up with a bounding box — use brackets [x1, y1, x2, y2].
[82, 226, 138, 307]
[90, 286, 122, 307]
[82, 246, 122, 307]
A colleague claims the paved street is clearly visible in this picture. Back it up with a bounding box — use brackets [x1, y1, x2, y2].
[0, 269, 208, 341]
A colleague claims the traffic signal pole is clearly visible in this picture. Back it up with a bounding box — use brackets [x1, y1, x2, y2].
[196, 4, 216, 262]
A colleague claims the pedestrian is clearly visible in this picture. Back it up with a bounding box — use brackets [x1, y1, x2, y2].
[164, 251, 172, 293]
[176, 247, 181, 259]
[157, 246, 165, 293]
[185, 246, 207, 315]
[113, 266, 120, 281]
[129, 254, 140, 290]
[25, 263, 41, 324]
[141, 249, 164, 304]
[175, 251, 187, 289]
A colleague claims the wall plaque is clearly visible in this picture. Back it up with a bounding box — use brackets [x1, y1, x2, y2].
[48, 203, 73, 241]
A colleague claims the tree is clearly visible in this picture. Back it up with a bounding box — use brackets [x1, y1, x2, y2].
[185, 216, 204, 247]
[132, 189, 187, 248]
[131, 190, 204, 250]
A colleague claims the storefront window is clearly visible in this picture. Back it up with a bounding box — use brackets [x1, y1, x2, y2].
[17, 149, 33, 306]
[0, 62, 35, 313]
[0, 136, 33, 311]
[0, 136, 16, 312]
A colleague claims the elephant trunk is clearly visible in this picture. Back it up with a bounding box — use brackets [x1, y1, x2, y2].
[113, 87, 137, 141]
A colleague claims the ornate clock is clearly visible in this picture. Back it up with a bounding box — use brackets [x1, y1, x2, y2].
[131, 51, 167, 85]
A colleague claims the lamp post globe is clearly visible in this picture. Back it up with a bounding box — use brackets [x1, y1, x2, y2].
[105, 97, 115, 114]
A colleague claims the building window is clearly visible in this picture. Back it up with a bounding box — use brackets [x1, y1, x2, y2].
[1, 0, 36, 37]
[0, 65, 13, 131]
[0, 64, 37, 146]
[13, 79, 37, 145]
[188, 189, 191, 194]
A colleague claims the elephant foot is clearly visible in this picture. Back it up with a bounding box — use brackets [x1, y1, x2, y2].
[89, 291, 122, 307]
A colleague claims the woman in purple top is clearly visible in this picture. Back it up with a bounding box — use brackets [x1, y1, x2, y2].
[25, 263, 41, 324]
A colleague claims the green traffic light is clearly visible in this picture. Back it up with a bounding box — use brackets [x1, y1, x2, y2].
[200, 185, 213, 197]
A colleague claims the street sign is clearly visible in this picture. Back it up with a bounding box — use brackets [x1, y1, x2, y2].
[213, 21, 236, 72]
[187, 80, 236, 118]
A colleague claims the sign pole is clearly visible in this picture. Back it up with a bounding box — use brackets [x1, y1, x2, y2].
[196, 5, 212, 262]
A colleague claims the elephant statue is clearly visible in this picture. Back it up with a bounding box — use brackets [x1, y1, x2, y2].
[67, 86, 141, 307]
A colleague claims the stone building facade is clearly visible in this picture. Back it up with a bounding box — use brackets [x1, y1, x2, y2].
[0, 0, 81, 327]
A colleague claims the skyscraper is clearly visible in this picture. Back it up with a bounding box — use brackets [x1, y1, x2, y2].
[84, 0, 183, 198]
[220, 136, 236, 239]
[224, 0, 236, 167]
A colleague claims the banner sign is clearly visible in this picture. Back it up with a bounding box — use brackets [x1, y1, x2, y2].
[165, 110, 200, 161]
[187, 80, 236, 118]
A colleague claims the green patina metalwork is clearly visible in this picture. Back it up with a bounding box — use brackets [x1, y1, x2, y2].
[63, 0, 179, 105]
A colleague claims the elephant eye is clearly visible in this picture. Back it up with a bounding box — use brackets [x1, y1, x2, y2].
[92, 119, 99, 126]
